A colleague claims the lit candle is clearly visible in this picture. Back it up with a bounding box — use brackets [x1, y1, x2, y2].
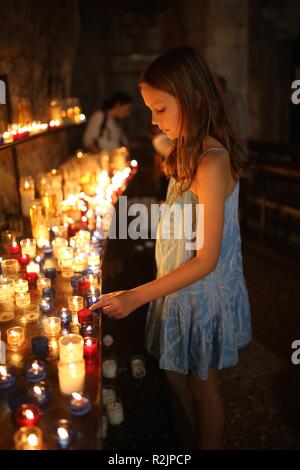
[77, 280, 90, 297]
[20, 238, 36, 258]
[87, 252, 100, 267]
[59, 334, 83, 363]
[68, 295, 84, 325]
[14, 426, 43, 450]
[39, 297, 54, 314]
[57, 307, 72, 327]
[83, 336, 97, 360]
[26, 261, 40, 275]
[25, 360, 46, 382]
[15, 291, 31, 308]
[43, 316, 61, 337]
[103, 359, 117, 379]
[42, 243, 53, 256]
[18, 253, 30, 268]
[25, 272, 38, 287]
[7, 326, 25, 349]
[42, 286, 56, 300]
[15, 404, 40, 427]
[14, 279, 29, 294]
[0, 365, 16, 389]
[77, 307, 93, 324]
[58, 359, 85, 395]
[0, 277, 15, 299]
[73, 254, 87, 272]
[9, 241, 21, 255]
[107, 400, 124, 425]
[37, 276, 51, 293]
[79, 322, 97, 338]
[28, 381, 49, 406]
[19, 177, 35, 217]
[69, 391, 91, 416]
[52, 237, 68, 259]
[56, 419, 76, 449]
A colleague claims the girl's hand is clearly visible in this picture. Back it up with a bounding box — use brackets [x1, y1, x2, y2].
[89, 290, 140, 320]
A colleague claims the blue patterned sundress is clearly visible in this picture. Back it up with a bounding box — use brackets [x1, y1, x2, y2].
[146, 147, 252, 380]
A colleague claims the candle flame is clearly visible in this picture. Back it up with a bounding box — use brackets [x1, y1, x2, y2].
[32, 362, 40, 371]
[0, 366, 7, 378]
[33, 385, 42, 395]
[58, 427, 69, 440]
[27, 433, 38, 446]
[25, 409, 35, 420]
[72, 392, 82, 400]
[24, 181, 30, 190]
[11, 330, 19, 337]
[86, 339, 92, 347]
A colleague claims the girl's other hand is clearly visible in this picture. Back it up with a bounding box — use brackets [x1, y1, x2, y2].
[89, 290, 140, 319]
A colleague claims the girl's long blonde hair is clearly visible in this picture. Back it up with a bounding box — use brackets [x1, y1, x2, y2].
[139, 46, 249, 194]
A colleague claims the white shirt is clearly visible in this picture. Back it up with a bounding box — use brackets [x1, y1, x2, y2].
[83, 110, 128, 152]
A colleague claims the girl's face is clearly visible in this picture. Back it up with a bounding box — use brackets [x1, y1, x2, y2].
[140, 83, 181, 140]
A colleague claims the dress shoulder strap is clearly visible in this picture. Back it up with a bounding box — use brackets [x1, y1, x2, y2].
[198, 146, 227, 160]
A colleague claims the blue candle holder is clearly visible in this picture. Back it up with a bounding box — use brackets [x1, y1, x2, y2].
[55, 419, 76, 449]
[42, 244, 53, 257]
[57, 307, 72, 327]
[0, 136, 4, 145]
[85, 292, 100, 308]
[31, 336, 49, 356]
[28, 380, 50, 407]
[0, 366, 16, 390]
[81, 268, 94, 277]
[69, 392, 92, 416]
[45, 267, 57, 280]
[39, 297, 54, 314]
[79, 322, 97, 338]
[25, 360, 46, 383]
[70, 275, 83, 292]
[42, 286, 56, 300]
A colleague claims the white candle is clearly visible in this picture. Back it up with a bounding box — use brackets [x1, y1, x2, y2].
[103, 359, 117, 379]
[107, 400, 124, 425]
[20, 239, 36, 258]
[102, 386, 116, 407]
[20, 178, 35, 217]
[59, 334, 83, 363]
[14, 279, 29, 294]
[58, 360, 85, 395]
[43, 317, 61, 337]
[26, 262, 40, 275]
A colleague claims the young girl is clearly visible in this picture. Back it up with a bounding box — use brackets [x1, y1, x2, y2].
[91, 47, 252, 449]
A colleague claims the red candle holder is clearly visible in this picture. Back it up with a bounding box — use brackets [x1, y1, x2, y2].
[9, 243, 21, 256]
[15, 403, 40, 427]
[77, 280, 90, 297]
[25, 272, 38, 287]
[83, 336, 98, 360]
[78, 307, 93, 324]
[18, 254, 30, 267]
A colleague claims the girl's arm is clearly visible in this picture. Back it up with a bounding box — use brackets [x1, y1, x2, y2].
[91, 151, 229, 318]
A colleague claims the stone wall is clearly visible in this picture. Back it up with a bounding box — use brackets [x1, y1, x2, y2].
[0, 0, 80, 215]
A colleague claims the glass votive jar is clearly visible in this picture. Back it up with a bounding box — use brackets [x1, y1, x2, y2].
[42, 243, 53, 257]
[42, 286, 56, 300]
[83, 274, 99, 289]
[103, 358, 117, 379]
[18, 253, 30, 268]
[25, 272, 38, 287]
[70, 274, 83, 290]
[9, 241, 21, 256]
[44, 267, 57, 280]
[14, 426, 43, 450]
[83, 336, 98, 360]
[15, 403, 40, 427]
[26, 261, 40, 275]
[43, 316, 61, 337]
[37, 276, 51, 293]
[7, 326, 25, 349]
[24, 305, 40, 323]
[57, 307, 72, 327]
[52, 237, 68, 259]
[68, 295, 84, 325]
[76, 230, 91, 242]
[79, 322, 97, 338]
[28, 381, 50, 407]
[77, 280, 90, 297]
[58, 359, 85, 395]
[55, 419, 76, 450]
[87, 252, 100, 267]
[39, 297, 54, 315]
[59, 334, 83, 363]
[130, 355, 146, 378]
[102, 385, 116, 407]
[14, 279, 29, 294]
[0, 276, 15, 299]
[69, 391, 91, 416]
[0, 297, 15, 323]
[15, 291, 31, 309]
[20, 238, 36, 258]
[73, 254, 87, 273]
[0, 365, 16, 389]
[25, 360, 46, 382]
[107, 399, 124, 425]
[1, 259, 19, 278]
[77, 307, 93, 324]
[31, 336, 49, 356]
[1, 229, 16, 252]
